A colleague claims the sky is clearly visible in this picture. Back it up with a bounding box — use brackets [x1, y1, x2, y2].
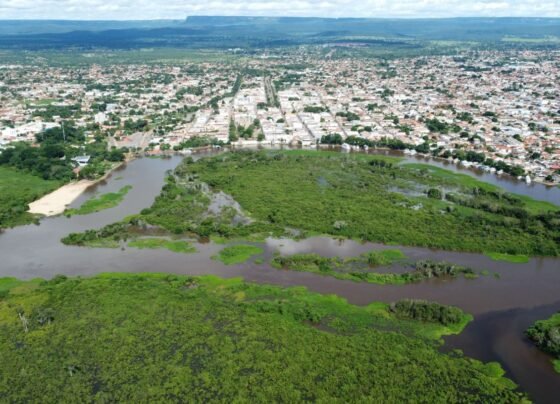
[0, 0, 559, 20]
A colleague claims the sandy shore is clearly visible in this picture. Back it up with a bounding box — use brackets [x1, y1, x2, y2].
[28, 180, 96, 216]
[27, 161, 127, 217]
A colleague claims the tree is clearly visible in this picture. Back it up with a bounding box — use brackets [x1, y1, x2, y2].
[427, 188, 443, 200]
[107, 149, 126, 162]
[228, 120, 238, 142]
[320, 133, 343, 145]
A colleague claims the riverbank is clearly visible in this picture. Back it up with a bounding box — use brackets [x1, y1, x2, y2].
[28, 179, 96, 216]
[27, 161, 125, 217]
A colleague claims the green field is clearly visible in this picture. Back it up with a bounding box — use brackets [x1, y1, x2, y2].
[484, 252, 530, 264]
[63, 150, 560, 256]
[502, 36, 560, 44]
[213, 245, 264, 265]
[127, 238, 196, 254]
[1, 48, 245, 67]
[0, 273, 523, 401]
[65, 185, 132, 216]
[0, 166, 61, 229]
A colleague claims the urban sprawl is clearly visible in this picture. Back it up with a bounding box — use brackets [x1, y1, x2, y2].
[1, 50, 559, 184]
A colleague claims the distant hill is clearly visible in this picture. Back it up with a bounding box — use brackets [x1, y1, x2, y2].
[0, 20, 183, 36]
[185, 16, 560, 40]
[0, 16, 558, 50]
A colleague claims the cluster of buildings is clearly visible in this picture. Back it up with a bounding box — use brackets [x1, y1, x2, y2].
[0, 49, 559, 183]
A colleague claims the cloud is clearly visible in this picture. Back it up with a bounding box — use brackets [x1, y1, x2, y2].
[0, 0, 558, 19]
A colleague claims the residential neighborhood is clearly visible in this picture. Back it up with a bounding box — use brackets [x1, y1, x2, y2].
[1, 49, 559, 183]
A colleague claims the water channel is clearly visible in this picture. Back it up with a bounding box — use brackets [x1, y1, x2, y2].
[0, 148, 559, 403]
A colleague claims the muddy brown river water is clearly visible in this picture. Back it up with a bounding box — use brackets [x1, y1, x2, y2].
[0, 149, 559, 403]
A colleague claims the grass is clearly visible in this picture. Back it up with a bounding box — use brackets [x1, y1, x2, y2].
[84, 238, 121, 249]
[502, 36, 560, 43]
[367, 249, 407, 265]
[513, 194, 560, 215]
[272, 252, 479, 285]
[65, 185, 132, 216]
[0, 277, 43, 299]
[554, 360, 560, 374]
[0, 278, 26, 297]
[484, 252, 530, 264]
[0, 273, 524, 402]
[127, 238, 196, 254]
[0, 166, 61, 228]
[213, 245, 264, 265]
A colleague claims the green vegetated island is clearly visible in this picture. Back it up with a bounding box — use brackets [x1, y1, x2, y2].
[271, 250, 482, 284]
[213, 244, 264, 265]
[0, 273, 524, 402]
[63, 150, 560, 258]
[64, 185, 132, 216]
[526, 312, 560, 374]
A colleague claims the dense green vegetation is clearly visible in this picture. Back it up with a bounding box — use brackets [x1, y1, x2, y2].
[0, 166, 61, 228]
[190, 151, 559, 255]
[389, 299, 471, 329]
[526, 312, 560, 374]
[213, 245, 264, 265]
[271, 250, 407, 284]
[172, 136, 224, 151]
[127, 238, 196, 254]
[0, 140, 75, 182]
[64, 186, 132, 216]
[0, 125, 126, 183]
[62, 150, 560, 256]
[0, 273, 524, 401]
[272, 251, 479, 284]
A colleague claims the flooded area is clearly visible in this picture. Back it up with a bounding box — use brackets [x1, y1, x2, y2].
[1, 149, 559, 403]
[388, 149, 560, 205]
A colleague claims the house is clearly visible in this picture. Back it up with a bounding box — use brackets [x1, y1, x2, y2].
[72, 156, 91, 167]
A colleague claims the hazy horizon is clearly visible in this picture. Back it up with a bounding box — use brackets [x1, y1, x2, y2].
[1, 15, 560, 21]
[0, 0, 558, 20]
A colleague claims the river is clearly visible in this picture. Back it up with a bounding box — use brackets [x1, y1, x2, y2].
[0, 149, 559, 403]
